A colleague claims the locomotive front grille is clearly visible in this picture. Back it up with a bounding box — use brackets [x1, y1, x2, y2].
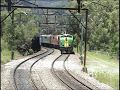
[64, 37, 69, 47]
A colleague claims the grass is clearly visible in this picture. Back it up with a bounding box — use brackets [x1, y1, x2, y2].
[1, 49, 22, 64]
[87, 51, 118, 66]
[93, 72, 119, 90]
[73, 47, 119, 90]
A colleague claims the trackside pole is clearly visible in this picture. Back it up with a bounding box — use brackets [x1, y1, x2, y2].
[11, 10, 15, 60]
[82, 9, 88, 73]
[79, 16, 83, 65]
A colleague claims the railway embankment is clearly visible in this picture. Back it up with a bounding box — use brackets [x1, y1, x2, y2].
[1, 48, 47, 90]
[66, 53, 113, 90]
[75, 51, 119, 90]
[1, 48, 113, 90]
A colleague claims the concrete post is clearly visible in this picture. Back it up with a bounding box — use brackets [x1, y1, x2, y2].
[82, 9, 88, 73]
[11, 10, 14, 60]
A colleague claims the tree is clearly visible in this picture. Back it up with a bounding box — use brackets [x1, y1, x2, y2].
[1, 9, 40, 55]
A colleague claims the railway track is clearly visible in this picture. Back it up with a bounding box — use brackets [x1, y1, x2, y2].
[64, 55, 101, 90]
[51, 54, 93, 90]
[13, 48, 54, 90]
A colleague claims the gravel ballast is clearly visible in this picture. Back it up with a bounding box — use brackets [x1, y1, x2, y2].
[1, 48, 113, 90]
[32, 49, 68, 90]
[1, 48, 46, 90]
[65, 54, 113, 90]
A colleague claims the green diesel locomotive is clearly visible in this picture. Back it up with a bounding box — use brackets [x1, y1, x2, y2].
[59, 34, 74, 54]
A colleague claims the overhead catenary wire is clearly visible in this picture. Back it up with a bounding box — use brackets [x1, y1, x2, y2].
[1, 0, 112, 23]
[26, 1, 70, 33]
[19, 0, 48, 30]
[1, 8, 17, 23]
[1, 0, 110, 37]
[1, 0, 21, 23]
[69, 10, 86, 29]
[1, 0, 113, 32]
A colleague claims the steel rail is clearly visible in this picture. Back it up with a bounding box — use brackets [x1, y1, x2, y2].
[63, 56, 99, 90]
[51, 54, 73, 90]
[13, 48, 49, 90]
[30, 48, 54, 90]
[51, 54, 97, 90]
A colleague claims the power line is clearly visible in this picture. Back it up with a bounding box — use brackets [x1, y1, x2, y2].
[1, 8, 17, 23]
[69, 10, 86, 29]
[1, 0, 21, 23]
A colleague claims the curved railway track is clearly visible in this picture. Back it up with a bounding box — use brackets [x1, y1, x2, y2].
[29, 49, 54, 90]
[64, 56, 101, 90]
[51, 54, 93, 90]
[13, 48, 54, 90]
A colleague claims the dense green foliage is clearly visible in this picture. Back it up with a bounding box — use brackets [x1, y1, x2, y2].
[1, 9, 41, 55]
[1, 9, 40, 55]
[68, 0, 119, 58]
[87, 0, 119, 55]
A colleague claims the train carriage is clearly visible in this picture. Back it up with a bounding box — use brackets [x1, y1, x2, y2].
[41, 35, 51, 47]
[50, 35, 60, 48]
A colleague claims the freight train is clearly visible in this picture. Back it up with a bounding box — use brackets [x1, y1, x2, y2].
[31, 34, 74, 54]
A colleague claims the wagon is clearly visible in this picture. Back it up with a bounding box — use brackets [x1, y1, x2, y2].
[41, 35, 51, 47]
[50, 35, 60, 48]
